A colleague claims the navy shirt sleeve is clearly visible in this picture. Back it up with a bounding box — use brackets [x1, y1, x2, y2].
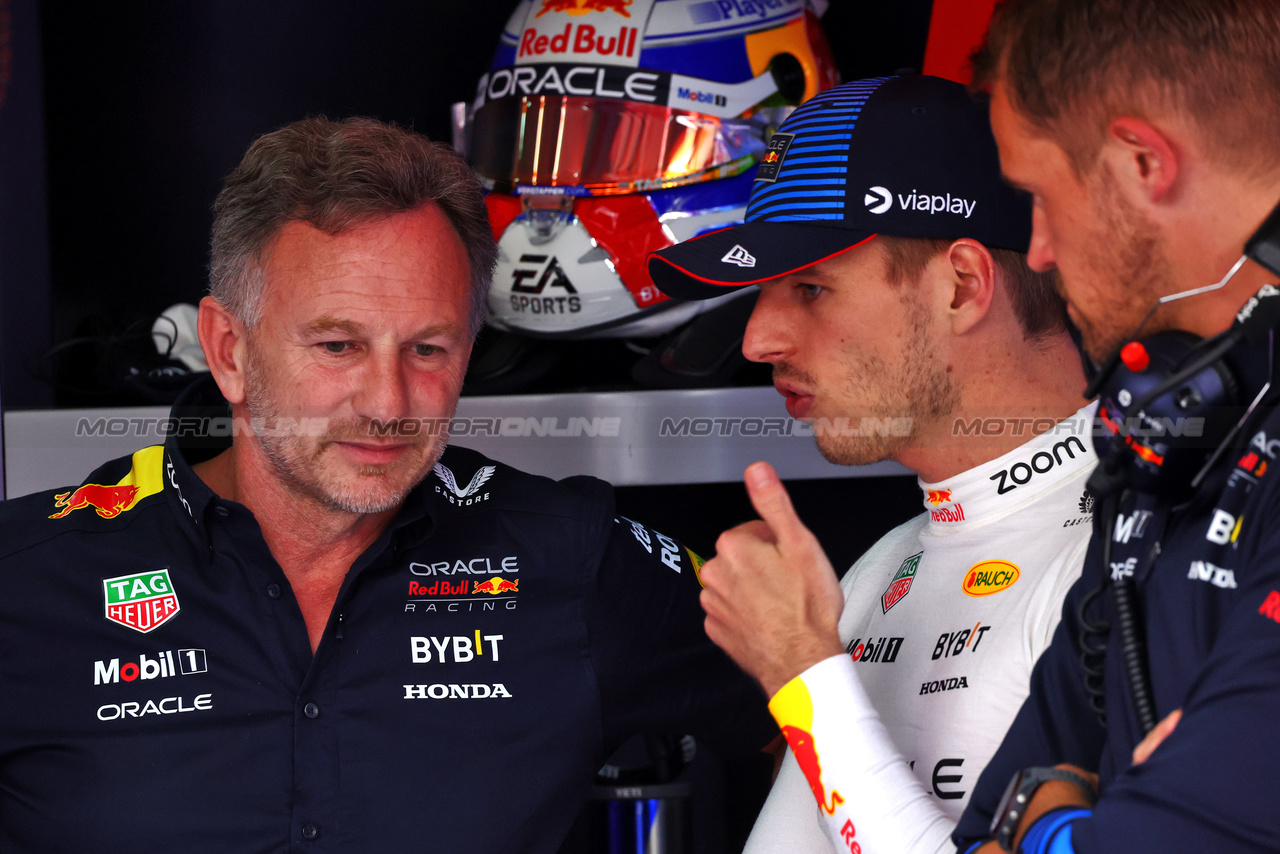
[585, 513, 777, 759]
[1065, 521, 1280, 853]
[959, 486, 1280, 852]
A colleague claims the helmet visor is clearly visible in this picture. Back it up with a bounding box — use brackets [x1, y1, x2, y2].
[469, 94, 766, 194]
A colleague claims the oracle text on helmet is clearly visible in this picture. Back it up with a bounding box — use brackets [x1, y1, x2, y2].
[486, 64, 662, 103]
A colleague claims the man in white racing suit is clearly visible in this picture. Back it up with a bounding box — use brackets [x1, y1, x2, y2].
[647, 75, 1097, 854]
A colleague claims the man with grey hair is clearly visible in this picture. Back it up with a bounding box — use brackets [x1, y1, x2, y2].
[0, 116, 774, 852]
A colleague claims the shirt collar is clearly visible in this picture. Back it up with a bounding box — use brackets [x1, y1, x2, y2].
[919, 400, 1099, 531]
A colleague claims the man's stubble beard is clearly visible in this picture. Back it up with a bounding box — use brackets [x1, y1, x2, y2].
[242, 344, 448, 515]
[1072, 166, 1173, 362]
[802, 293, 960, 467]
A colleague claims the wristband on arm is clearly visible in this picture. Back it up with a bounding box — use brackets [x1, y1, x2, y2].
[991, 767, 1097, 852]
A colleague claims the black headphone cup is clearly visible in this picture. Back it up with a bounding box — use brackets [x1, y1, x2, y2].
[1091, 331, 1244, 498]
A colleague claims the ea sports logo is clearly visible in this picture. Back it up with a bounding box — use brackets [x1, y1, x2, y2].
[865, 186, 892, 214]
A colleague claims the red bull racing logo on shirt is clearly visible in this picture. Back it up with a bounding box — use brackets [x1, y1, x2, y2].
[925, 488, 952, 507]
[103, 569, 180, 633]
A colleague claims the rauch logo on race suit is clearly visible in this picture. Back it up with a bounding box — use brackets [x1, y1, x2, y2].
[961, 560, 1019, 597]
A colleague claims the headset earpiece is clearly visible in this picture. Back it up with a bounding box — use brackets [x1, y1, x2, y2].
[1090, 330, 1241, 500]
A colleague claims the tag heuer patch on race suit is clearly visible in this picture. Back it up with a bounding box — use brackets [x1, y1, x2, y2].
[103, 568, 180, 633]
[882, 552, 921, 614]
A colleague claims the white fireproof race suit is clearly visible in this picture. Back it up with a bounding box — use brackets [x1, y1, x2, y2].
[745, 402, 1099, 854]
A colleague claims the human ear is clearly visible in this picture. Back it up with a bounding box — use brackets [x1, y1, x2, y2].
[943, 239, 996, 336]
[1105, 117, 1179, 203]
[196, 296, 249, 405]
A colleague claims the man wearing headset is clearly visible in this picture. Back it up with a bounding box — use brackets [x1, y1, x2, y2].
[953, 1, 1280, 852]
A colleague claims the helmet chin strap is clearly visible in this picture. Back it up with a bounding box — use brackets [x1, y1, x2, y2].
[1083, 254, 1251, 400]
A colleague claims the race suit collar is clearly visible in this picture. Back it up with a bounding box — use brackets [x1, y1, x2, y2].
[918, 400, 1099, 531]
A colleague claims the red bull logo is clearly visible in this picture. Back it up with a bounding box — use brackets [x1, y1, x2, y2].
[473, 577, 519, 595]
[762, 151, 779, 163]
[925, 488, 952, 507]
[538, 0, 632, 16]
[50, 446, 166, 520]
[50, 483, 141, 519]
[782, 725, 844, 816]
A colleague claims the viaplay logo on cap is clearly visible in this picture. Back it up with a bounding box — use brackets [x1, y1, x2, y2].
[864, 186, 978, 219]
[865, 186, 892, 214]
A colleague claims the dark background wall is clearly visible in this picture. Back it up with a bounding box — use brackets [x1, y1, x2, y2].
[11, 0, 932, 411]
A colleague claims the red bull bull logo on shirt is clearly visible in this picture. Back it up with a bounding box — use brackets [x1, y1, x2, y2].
[473, 577, 519, 595]
[49, 445, 166, 520]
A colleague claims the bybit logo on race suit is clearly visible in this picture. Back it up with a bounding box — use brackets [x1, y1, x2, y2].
[520, 0, 645, 66]
[103, 569, 181, 633]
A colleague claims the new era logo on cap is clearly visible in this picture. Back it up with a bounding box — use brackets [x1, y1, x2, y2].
[721, 245, 756, 267]
[865, 186, 892, 214]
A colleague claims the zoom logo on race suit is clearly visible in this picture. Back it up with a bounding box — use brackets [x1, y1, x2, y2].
[988, 435, 1088, 496]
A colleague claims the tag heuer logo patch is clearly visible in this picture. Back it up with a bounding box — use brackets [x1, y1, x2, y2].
[755, 132, 794, 183]
[881, 552, 921, 614]
[103, 568, 180, 633]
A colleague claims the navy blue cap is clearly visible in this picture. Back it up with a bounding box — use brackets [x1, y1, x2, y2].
[648, 75, 1032, 300]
